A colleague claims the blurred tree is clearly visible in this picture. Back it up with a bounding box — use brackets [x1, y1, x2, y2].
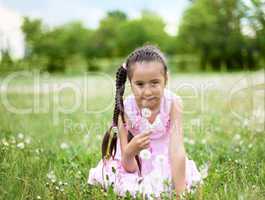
[0, 49, 13, 68]
[89, 10, 128, 57]
[21, 17, 45, 58]
[117, 10, 170, 56]
[246, 0, 265, 66]
[177, 0, 259, 71]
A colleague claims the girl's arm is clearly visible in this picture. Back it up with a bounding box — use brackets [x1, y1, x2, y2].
[169, 97, 186, 194]
[118, 114, 138, 173]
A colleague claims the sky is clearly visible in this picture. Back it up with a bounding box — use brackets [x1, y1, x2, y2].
[0, 0, 190, 59]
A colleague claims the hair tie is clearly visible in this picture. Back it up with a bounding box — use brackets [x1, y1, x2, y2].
[122, 62, 127, 70]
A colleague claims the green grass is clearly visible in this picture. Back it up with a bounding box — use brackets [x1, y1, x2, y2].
[0, 71, 264, 199]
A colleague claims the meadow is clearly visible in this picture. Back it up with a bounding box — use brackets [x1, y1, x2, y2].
[0, 70, 264, 199]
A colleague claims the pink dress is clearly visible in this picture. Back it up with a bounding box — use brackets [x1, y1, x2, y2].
[88, 89, 202, 198]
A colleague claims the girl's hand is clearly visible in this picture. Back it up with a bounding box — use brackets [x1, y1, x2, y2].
[126, 131, 151, 156]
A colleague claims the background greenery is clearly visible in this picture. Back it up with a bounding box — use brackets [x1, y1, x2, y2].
[0, 0, 265, 74]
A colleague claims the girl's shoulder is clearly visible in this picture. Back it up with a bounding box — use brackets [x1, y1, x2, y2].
[163, 89, 183, 110]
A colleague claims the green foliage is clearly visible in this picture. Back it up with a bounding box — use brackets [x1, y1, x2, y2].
[1, 6, 264, 74]
[178, 0, 264, 71]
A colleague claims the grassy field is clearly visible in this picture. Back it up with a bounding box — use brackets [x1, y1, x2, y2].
[0, 70, 264, 199]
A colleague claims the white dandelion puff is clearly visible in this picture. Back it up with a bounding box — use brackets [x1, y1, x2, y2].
[233, 134, 241, 141]
[139, 149, 151, 160]
[47, 171, 56, 182]
[17, 142, 25, 149]
[2, 138, 9, 146]
[25, 137, 31, 144]
[141, 108, 152, 118]
[201, 139, 207, 144]
[155, 154, 166, 165]
[17, 133, 24, 139]
[188, 139, 195, 145]
[60, 142, 69, 150]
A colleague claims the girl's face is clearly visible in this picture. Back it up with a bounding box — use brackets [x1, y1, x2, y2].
[129, 61, 167, 111]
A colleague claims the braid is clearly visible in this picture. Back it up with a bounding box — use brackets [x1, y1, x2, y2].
[113, 66, 127, 126]
[101, 65, 127, 160]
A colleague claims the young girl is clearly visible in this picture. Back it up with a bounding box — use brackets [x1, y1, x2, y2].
[88, 45, 202, 198]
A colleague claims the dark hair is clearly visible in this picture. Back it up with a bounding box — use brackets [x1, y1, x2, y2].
[101, 44, 168, 173]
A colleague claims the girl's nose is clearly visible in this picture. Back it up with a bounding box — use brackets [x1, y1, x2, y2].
[143, 85, 152, 96]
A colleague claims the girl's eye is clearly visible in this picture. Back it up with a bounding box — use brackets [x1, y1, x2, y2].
[136, 83, 144, 87]
[151, 81, 159, 86]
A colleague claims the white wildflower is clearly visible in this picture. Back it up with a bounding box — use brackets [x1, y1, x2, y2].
[233, 134, 241, 141]
[139, 149, 151, 160]
[2, 138, 9, 146]
[36, 196, 41, 199]
[60, 142, 69, 150]
[25, 137, 31, 144]
[188, 139, 195, 145]
[17, 142, 25, 149]
[155, 154, 166, 165]
[141, 108, 152, 118]
[17, 133, 24, 139]
[201, 139, 207, 144]
[47, 171, 56, 182]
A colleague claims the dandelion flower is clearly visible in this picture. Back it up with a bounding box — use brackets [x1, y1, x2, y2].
[139, 149, 151, 160]
[60, 142, 69, 150]
[233, 134, 241, 141]
[141, 108, 152, 118]
[25, 137, 31, 144]
[2, 138, 9, 146]
[47, 171, 56, 182]
[17, 142, 25, 149]
[17, 133, 24, 139]
[155, 154, 166, 165]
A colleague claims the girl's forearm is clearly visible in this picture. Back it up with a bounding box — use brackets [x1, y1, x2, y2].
[121, 145, 138, 173]
[170, 134, 186, 194]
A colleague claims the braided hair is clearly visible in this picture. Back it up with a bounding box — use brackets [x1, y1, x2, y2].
[101, 44, 168, 173]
